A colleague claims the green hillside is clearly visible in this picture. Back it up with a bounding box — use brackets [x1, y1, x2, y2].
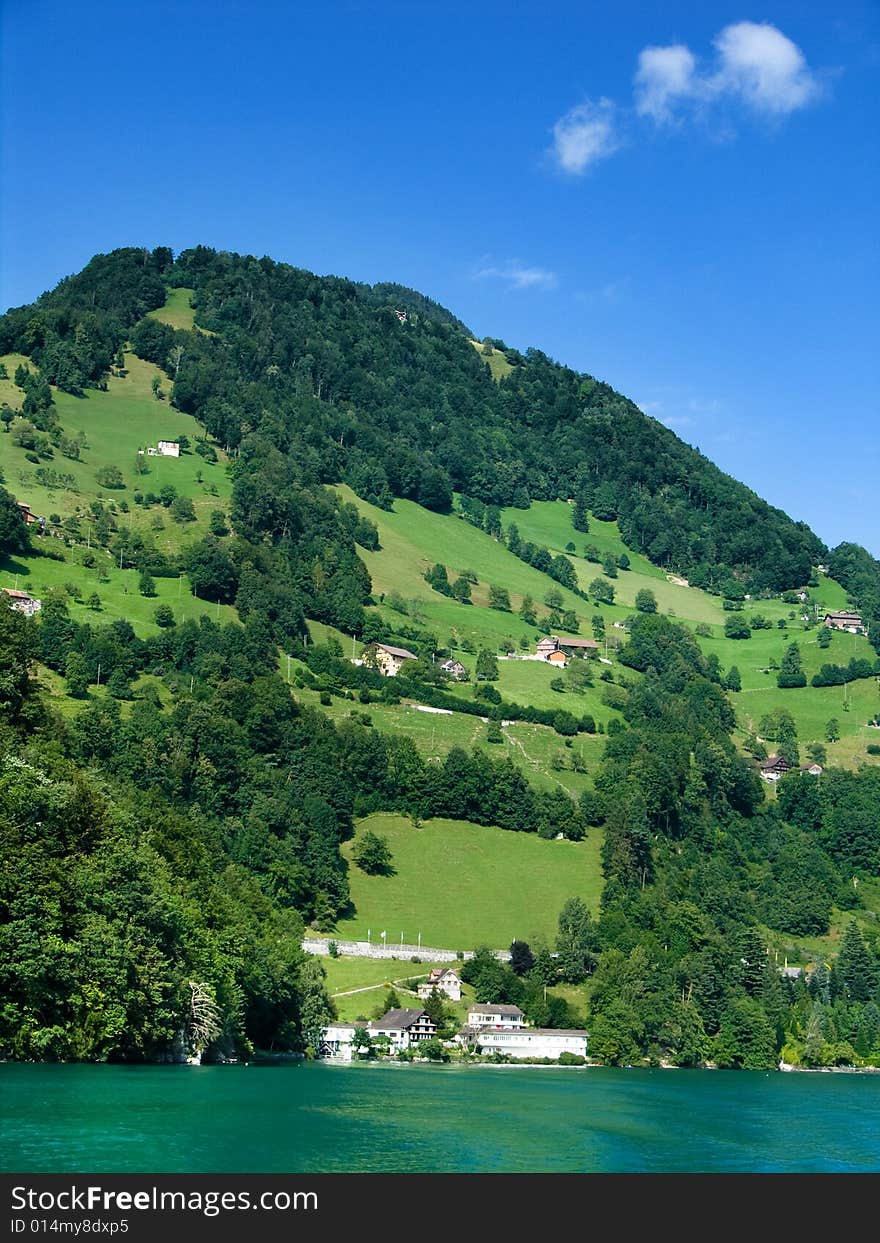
[321, 484, 879, 774]
[0, 341, 235, 635]
[2, 244, 879, 1073]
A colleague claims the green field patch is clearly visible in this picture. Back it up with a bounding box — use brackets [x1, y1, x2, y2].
[335, 812, 604, 949]
[0, 352, 232, 557]
[469, 339, 514, 382]
[319, 956, 465, 1023]
[499, 499, 724, 625]
[0, 353, 31, 409]
[146, 286, 197, 331]
[0, 545, 236, 637]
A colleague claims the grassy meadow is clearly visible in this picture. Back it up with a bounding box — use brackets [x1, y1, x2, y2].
[334, 812, 604, 949]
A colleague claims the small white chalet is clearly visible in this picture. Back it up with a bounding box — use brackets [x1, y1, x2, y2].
[417, 968, 462, 1002]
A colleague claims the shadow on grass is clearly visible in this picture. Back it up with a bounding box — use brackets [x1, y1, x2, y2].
[0, 555, 32, 579]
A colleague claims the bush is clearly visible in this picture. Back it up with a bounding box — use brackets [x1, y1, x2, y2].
[352, 830, 394, 875]
[95, 465, 125, 489]
[171, 495, 196, 523]
[724, 616, 751, 639]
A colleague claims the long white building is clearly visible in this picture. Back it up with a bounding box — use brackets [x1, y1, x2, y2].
[473, 1028, 588, 1061]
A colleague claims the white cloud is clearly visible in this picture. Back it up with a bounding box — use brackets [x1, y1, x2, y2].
[634, 22, 820, 125]
[546, 22, 822, 179]
[474, 260, 558, 290]
[634, 44, 698, 122]
[549, 98, 619, 174]
[711, 21, 820, 115]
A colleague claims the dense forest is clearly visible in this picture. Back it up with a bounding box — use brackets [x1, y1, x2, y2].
[1, 245, 879, 1068]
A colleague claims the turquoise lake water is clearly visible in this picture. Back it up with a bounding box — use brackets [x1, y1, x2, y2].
[3, 1063, 879, 1173]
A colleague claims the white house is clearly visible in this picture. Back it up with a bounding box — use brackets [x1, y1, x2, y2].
[2, 588, 41, 617]
[157, 440, 180, 457]
[467, 1004, 525, 1030]
[319, 1021, 362, 1060]
[473, 1028, 588, 1061]
[319, 1009, 437, 1058]
[373, 643, 418, 677]
[417, 968, 462, 1002]
[439, 659, 467, 680]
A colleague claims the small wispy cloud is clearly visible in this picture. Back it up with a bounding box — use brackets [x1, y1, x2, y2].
[473, 260, 558, 290]
[637, 392, 721, 429]
[573, 280, 625, 304]
[548, 98, 620, 175]
[634, 44, 698, 123]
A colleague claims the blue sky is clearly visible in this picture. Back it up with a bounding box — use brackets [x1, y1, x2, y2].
[2, 1, 878, 554]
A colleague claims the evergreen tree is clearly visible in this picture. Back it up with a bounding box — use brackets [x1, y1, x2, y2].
[451, 575, 472, 603]
[475, 649, 499, 681]
[555, 897, 597, 982]
[837, 922, 878, 1002]
[0, 486, 32, 556]
[64, 651, 90, 697]
[422, 988, 447, 1030]
[509, 940, 535, 976]
[778, 642, 807, 688]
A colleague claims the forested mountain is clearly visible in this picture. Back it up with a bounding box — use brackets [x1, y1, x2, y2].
[1, 245, 879, 1070]
[1, 244, 846, 603]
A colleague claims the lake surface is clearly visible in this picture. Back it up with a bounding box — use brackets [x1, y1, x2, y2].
[3, 1063, 880, 1173]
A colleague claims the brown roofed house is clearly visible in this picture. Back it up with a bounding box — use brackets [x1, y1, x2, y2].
[557, 637, 599, 653]
[369, 1008, 437, 1049]
[2, 588, 41, 617]
[759, 755, 791, 782]
[823, 611, 864, 633]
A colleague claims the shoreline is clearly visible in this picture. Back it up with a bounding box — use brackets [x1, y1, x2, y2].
[4, 1056, 880, 1074]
